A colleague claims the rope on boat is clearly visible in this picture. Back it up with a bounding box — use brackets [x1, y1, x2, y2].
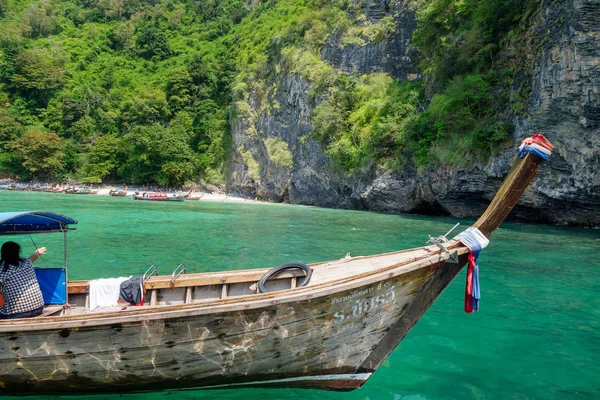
[28, 234, 49, 268]
[518, 133, 554, 161]
[454, 227, 488, 313]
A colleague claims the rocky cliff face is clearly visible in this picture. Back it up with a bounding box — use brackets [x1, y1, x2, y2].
[509, 0, 600, 225]
[321, 0, 418, 79]
[228, 0, 600, 226]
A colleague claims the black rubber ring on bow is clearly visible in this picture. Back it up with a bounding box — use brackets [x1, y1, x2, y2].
[257, 262, 312, 293]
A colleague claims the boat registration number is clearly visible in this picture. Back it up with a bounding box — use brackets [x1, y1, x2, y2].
[331, 281, 396, 324]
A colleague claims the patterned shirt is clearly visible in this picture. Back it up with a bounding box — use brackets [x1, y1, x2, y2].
[0, 259, 44, 315]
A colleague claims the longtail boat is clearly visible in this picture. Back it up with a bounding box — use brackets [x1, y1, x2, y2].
[109, 188, 128, 197]
[64, 185, 97, 194]
[133, 191, 187, 201]
[0, 135, 553, 394]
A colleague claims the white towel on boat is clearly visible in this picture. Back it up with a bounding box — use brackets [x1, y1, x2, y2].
[89, 277, 131, 311]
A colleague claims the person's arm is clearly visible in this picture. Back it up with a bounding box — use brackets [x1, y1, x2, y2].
[28, 247, 46, 263]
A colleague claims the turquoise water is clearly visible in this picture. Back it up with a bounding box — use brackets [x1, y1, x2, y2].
[1, 191, 599, 400]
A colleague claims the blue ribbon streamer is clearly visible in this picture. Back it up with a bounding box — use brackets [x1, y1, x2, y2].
[472, 261, 480, 311]
[518, 145, 550, 161]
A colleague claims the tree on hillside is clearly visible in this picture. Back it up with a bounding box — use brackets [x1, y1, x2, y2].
[0, 107, 22, 175]
[8, 46, 65, 106]
[80, 134, 123, 183]
[166, 68, 192, 112]
[22, 1, 55, 38]
[0, 108, 21, 145]
[98, 0, 126, 20]
[121, 87, 170, 128]
[135, 23, 171, 60]
[110, 20, 135, 51]
[10, 130, 64, 179]
[122, 124, 196, 186]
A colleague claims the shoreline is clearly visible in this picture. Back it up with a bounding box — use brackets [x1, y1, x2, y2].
[0, 180, 266, 205]
[1, 181, 597, 228]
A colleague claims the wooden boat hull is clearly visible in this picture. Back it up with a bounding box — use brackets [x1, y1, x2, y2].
[133, 194, 186, 201]
[0, 260, 448, 394]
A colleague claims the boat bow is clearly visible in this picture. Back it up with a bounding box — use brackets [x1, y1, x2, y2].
[356, 135, 553, 378]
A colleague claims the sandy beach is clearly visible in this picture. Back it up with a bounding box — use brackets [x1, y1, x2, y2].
[0, 179, 266, 204]
[95, 187, 264, 204]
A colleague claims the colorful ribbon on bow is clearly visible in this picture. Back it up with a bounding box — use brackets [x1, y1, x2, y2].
[455, 227, 488, 313]
[518, 133, 554, 160]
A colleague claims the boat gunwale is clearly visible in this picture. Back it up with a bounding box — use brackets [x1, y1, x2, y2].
[0, 241, 469, 332]
[66, 243, 448, 292]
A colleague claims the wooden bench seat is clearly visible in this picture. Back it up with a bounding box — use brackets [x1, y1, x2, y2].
[40, 305, 64, 317]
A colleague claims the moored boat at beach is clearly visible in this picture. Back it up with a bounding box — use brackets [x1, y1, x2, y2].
[29, 184, 47, 192]
[64, 185, 97, 194]
[133, 191, 187, 201]
[0, 135, 553, 394]
[109, 188, 128, 196]
[186, 189, 204, 200]
[1, 183, 28, 191]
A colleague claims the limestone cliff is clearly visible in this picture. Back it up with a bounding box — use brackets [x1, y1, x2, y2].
[228, 0, 600, 226]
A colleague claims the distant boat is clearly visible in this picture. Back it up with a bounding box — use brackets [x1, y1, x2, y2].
[64, 185, 96, 194]
[3, 183, 27, 190]
[186, 189, 205, 200]
[0, 135, 553, 394]
[109, 188, 128, 197]
[133, 191, 187, 201]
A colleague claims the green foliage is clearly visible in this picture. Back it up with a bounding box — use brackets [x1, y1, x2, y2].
[80, 133, 122, 182]
[306, 0, 530, 171]
[414, 0, 530, 85]
[165, 68, 192, 112]
[121, 87, 171, 127]
[135, 22, 171, 60]
[280, 48, 339, 94]
[409, 74, 511, 165]
[10, 129, 65, 179]
[340, 16, 396, 47]
[238, 145, 260, 180]
[0, 0, 529, 182]
[313, 75, 423, 171]
[0, 0, 240, 183]
[8, 46, 65, 105]
[0, 0, 9, 17]
[0, 107, 21, 144]
[22, 2, 56, 38]
[122, 124, 196, 186]
[110, 21, 135, 51]
[264, 137, 294, 168]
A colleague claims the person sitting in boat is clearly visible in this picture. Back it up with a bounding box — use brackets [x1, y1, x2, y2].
[0, 241, 46, 319]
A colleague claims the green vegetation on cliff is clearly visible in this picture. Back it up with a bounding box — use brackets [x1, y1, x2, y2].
[0, 0, 538, 184]
[312, 0, 537, 170]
